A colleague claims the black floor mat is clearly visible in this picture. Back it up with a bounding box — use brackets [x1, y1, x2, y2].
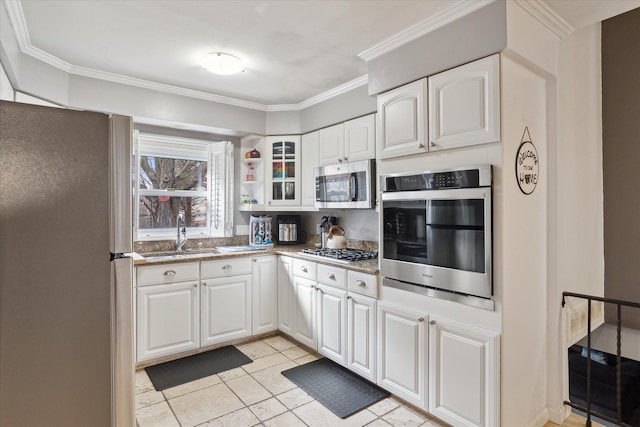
[145, 345, 252, 391]
[281, 358, 390, 419]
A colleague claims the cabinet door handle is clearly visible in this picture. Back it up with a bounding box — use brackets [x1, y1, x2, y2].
[429, 141, 436, 147]
[343, 157, 348, 162]
[222, 264, 232, 270]
[253, 259, 258, 262]
[163, 270, 177, 276]
[429, 320, 436, 325]
[418, 143, 424, 149]
[347, 296, 352, 300]
[328, 273, 335, 280]
[301, 266, 308, 273]
[418, 317, 425, 322]
[355, 280, 366, 287]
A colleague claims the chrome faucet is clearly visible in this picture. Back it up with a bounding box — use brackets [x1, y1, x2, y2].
[176, 211, 187, 251]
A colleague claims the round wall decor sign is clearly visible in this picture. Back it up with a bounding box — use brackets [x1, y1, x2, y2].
[515, 127, 539, 195]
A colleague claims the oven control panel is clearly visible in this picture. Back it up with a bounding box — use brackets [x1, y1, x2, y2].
[384, 167, 488, 192]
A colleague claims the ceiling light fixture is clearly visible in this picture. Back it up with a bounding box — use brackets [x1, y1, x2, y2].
[201, 52, 245, 76]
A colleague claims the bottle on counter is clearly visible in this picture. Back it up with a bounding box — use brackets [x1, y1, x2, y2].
[245, 163, 255, 182]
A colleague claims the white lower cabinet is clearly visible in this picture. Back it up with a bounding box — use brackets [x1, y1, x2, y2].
[377, 301, 427, 408]
[137, 280, 200, 362]
[200, 273, 252, 346]
[293, 275, 317, 349]
[252, 255, 278, 334]
[428, 315, 500, 427]
[347, 292, 376, 382]
[277, 256, 295, 335]
[317, 283, 348, 365]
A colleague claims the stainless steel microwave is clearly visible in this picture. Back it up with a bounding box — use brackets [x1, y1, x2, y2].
[380, 165, 493, 309]
[314, 159, 375, 209]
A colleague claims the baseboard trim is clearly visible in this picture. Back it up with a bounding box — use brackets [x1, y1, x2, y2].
[523, 407, 550, 427]
[547, 404, 571, 425]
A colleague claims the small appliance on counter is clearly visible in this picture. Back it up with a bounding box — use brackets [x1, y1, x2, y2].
[249, 214, 273, 246]
[276, 215, 306, 245]
[325, 225, 348, 249]
[319, 216, 337, 248]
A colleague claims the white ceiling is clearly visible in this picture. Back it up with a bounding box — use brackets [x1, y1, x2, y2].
[7, 0, 640, 109]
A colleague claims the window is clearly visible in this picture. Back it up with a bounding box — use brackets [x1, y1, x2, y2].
[134, 132, 234, 240]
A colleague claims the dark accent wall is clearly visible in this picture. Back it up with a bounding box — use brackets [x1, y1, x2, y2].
[602, 7, 640, 328]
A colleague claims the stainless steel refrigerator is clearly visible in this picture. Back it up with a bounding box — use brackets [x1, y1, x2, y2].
[0, 101, 135, 427]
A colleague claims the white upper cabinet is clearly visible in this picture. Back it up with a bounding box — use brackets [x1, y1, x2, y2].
[318, 114, 375, 166]
[344, 114, 376, 163]
[265, 136, 301, 207]
[301, 131, 319, 207]
[428, 54, 500, 151]
[318, 124, 343, 166]
[377, 79, 428, 159]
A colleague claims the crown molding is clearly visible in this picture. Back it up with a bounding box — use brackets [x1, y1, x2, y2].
[515, 0, 574, 39]
[266, 75, 368, 112]
[4, 0, 29, 51]
[358, 0, 496, 62]
[68, 64, 268, 111]
[3, 0, 369, 113]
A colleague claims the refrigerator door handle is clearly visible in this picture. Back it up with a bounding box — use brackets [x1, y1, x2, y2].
[110, 252, 132, 262]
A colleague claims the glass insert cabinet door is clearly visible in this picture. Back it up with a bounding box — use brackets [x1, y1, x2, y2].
[266, 136, 300, 205]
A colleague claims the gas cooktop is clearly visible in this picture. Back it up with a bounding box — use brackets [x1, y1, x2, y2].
[299, 248, 378, 264]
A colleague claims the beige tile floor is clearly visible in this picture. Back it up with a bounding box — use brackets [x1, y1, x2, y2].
[136, 335, 448, 427]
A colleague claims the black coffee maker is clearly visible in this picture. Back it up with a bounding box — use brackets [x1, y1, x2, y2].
[276, 215, 306, 245]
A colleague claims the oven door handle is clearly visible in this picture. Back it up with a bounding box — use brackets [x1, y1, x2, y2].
[350, 173, 358, 201]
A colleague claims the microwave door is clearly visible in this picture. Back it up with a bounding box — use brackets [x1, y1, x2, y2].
[315, 175, 327, 203]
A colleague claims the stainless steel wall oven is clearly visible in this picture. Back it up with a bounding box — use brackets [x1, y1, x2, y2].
[380, 165, 493, 309]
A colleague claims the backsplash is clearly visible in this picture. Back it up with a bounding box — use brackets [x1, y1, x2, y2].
[134, 234, 378, 254]
[134, 236, 249, 253]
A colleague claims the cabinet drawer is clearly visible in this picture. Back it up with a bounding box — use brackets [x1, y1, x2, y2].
[317, 264, 347, 289]
[348, 271, 378, 298]
[201, 257, 252, 278]
[136, 262, 199, 287]
[293, 258, 317, 281]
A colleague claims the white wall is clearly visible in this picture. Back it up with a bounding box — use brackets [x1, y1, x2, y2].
[502, 4, 607, 425]
[547, 23, 605, 424]
[556, 25, 604, 300]
[500, 53, 549, 427]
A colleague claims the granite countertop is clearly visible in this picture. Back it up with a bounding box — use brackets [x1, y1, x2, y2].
[134, 244, 379, 275]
